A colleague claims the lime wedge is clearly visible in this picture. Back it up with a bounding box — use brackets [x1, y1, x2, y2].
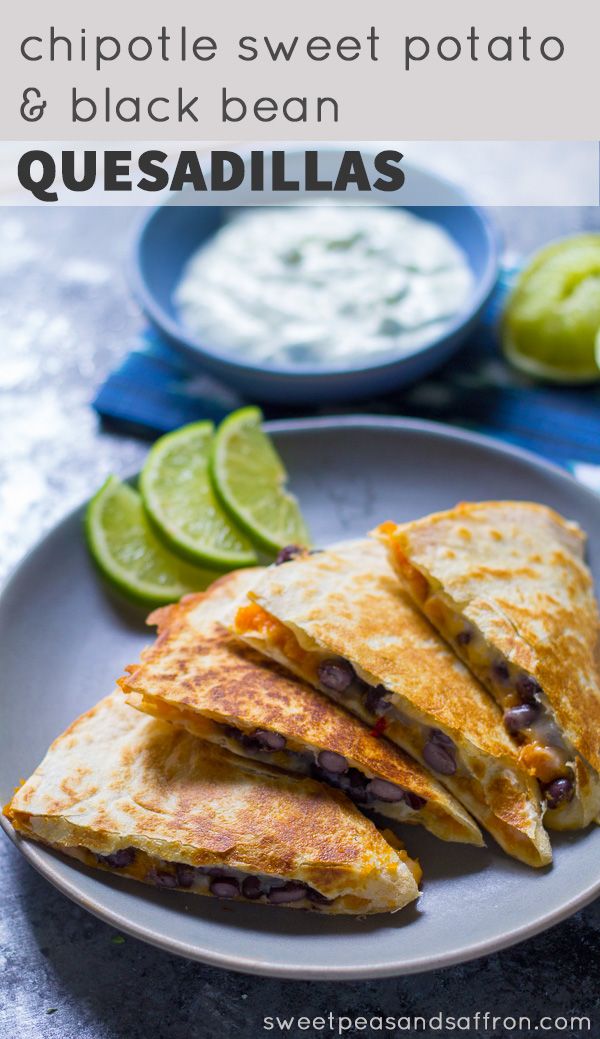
[86, 476, 220, 607]
[139, 422, 257, 569]
[502, 234, 600, 383]
[210, 407, 310, 554]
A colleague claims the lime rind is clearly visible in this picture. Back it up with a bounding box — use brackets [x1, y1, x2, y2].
[502, 234, 600, 383]
[210, 407, 311, 554]
[139, 421, 257, 570]
[503, 333, 600, 384]
[86, 476, 219, 607]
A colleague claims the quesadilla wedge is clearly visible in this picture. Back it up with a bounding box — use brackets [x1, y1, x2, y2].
[4, 692, 420, 915]
[376, 502, 600, 830]
[119, 570, 481, 848]
[233, 539, 552, 868]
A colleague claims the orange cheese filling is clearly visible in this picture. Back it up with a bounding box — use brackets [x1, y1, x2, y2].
[389, 540, 429, 604]
[519, 743, 568, 785]
[381, 828, 423, 886]
[88, 846, 154, 882]
[235, 603, 319, 680]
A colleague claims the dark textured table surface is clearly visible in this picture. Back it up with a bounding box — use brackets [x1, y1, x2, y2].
[1, 202, 599, 1039]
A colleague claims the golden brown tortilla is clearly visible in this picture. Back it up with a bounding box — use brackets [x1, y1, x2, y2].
[376, 502, 600, 829]
[233, 539, 551, 868]
[5, 692, 420, 914]
[120, 569, 481, 847]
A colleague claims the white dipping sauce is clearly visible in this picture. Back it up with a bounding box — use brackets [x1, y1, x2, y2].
[175, 207, 473, 368]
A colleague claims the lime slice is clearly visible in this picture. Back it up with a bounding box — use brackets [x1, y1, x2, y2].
[86, 476, 220, 607]
[139, 422, 257, 569]
[502, 234, 600, 383]
[210, 407, 310, 554]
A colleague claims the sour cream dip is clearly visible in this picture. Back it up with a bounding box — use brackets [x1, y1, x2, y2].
[175, 207, 473, 369]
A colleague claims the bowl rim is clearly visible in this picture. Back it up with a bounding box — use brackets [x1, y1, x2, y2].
[129, 156, 501, 381]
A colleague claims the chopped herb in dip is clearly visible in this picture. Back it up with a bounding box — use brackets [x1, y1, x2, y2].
[175, 207, 473, 369]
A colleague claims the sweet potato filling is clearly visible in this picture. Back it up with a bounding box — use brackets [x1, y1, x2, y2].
[390, 544, 430, 604]
[519, 743, 568, 785]
[235, 603, 319, 680]
[381, 830, 423, 886]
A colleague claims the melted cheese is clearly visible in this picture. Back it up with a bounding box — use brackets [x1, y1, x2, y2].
[381, 829, 423, 886]
[236, 603, 319, 679]
[237, 598, 550, 863]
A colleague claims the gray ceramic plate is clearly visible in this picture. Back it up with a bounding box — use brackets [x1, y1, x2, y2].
[1, 417, 599, 979]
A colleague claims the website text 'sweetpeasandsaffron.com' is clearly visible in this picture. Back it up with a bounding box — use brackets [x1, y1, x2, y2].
[262, 1011, 592, 1034]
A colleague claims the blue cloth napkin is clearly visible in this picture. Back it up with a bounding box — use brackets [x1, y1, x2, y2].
[92, 268, 600, 487]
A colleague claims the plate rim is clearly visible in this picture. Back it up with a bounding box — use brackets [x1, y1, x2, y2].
[1, 414, 599, 980]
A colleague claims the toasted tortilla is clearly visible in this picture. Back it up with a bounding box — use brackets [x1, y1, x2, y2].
[233, 539, 552, 868]
[376, 502, 600, 829]
[5, 692, 420, 915]
[119, 570, 481, 847]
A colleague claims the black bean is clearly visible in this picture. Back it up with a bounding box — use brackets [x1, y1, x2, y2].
[366, 779, 406, 803]
[175, 864, 196, 889]
[317, 750, 348, 774]
[97, 847, 136, 869]
[241, 876, 263, 900]
[239, 734, 263, 755]
[275, 545, 304, 565]
[516, 674, 543, 704]
[306, 886, 332, 905]
[346, 768, 369, 799]
[267, 882, 307, 904]
[317, 658, 355, 693]
[364, 685, 391, 716]
[315, 767, 346, 791]
[223, 724, 244, 742]
[152, 870, 178, 888]
[423, 730, 457, 776]
[328, 770, 367, 805]
[255, 729, 287, 751]
[404, 791, 427, 811]
[429, 728, 455, 749]
[210, 876, 240, 898]
[456, 629, 472, 646]
[503, 703, 539, 735]
[544, 776, 575, 810]
[347, 788, 370, 806]
[493, 661, 510, 683]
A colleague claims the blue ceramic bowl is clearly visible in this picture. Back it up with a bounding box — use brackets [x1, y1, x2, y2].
[131, 157, 500, 404]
